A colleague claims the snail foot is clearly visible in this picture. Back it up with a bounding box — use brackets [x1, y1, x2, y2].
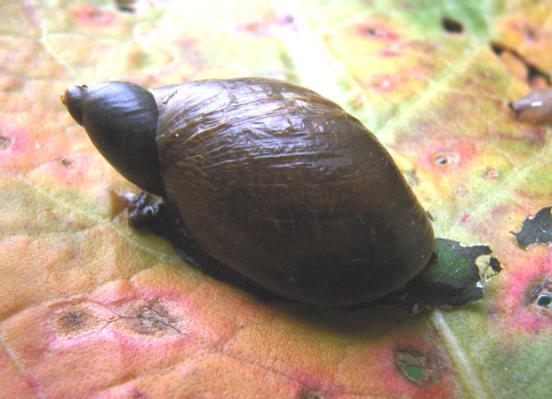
[128, 192, 166, 230]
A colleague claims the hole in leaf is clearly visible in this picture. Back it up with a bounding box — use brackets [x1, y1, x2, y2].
[524, 278, 552, 314]
[537, 294, 551, 308]
[433, 153, 459, 166]
[441, 17, 463, 33]
[394, 348, 442, 386]
[404, 364, 425, 381]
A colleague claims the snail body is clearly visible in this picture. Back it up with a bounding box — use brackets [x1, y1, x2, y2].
[509, 88, 552, 124]
[63, 78, 434, 306]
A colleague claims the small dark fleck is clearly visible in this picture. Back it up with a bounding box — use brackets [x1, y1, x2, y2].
[434, 153, 458, 166]
[114, 0, 136, 13]
[513, 206, 552, 249]
[59, 310, 86, 329]
[441, 17, 463, 33]
[0, 135, 11, 150]
[299, 387, 325, 399]
[394, 348, 443, 385]
[61, 158, 72, 167]
[490, 42, 503, 56]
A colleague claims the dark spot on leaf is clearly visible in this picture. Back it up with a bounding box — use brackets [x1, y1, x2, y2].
[441, 17, 463, 33]
[356, 24, 398, 40]
[114, 0, 136, 13]
[0, 135, 11, 150]
[513, 206, 552, 249]
[60, 158, 72, 167]
[59, 310, 86, 329]
[299, 387, 325, 399]
[433, 153, 458, 166]
[394, 348, 443, 385]
[490, 42, 504, 56]
[122, 302, 181, 335]
[487, 256, 503, 275]
[490, 42, 551, 85]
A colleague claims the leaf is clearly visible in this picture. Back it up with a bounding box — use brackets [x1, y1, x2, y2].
[381, 239, 501, 311]
[0, 1, 550, 398]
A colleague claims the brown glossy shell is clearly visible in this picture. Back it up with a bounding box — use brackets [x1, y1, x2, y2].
[152, 78, 434, 306]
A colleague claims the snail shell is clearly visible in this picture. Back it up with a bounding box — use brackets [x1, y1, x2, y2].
[63, 78, 435, 306]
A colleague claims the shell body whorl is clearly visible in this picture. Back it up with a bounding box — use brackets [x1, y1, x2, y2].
[151, 78, 435, 306]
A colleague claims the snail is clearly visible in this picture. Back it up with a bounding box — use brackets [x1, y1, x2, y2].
[509, 88, 552, 124]
[62, 78, 434, 306]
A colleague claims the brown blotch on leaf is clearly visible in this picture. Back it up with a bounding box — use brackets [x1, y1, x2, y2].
[0, 135, 11, 150]
[299, 387, 325, 399]
[394, 348, 443, 386]
[60, 158, 72, 167]
[51, 305, 100, 336]
[121, 302, 181, 335]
